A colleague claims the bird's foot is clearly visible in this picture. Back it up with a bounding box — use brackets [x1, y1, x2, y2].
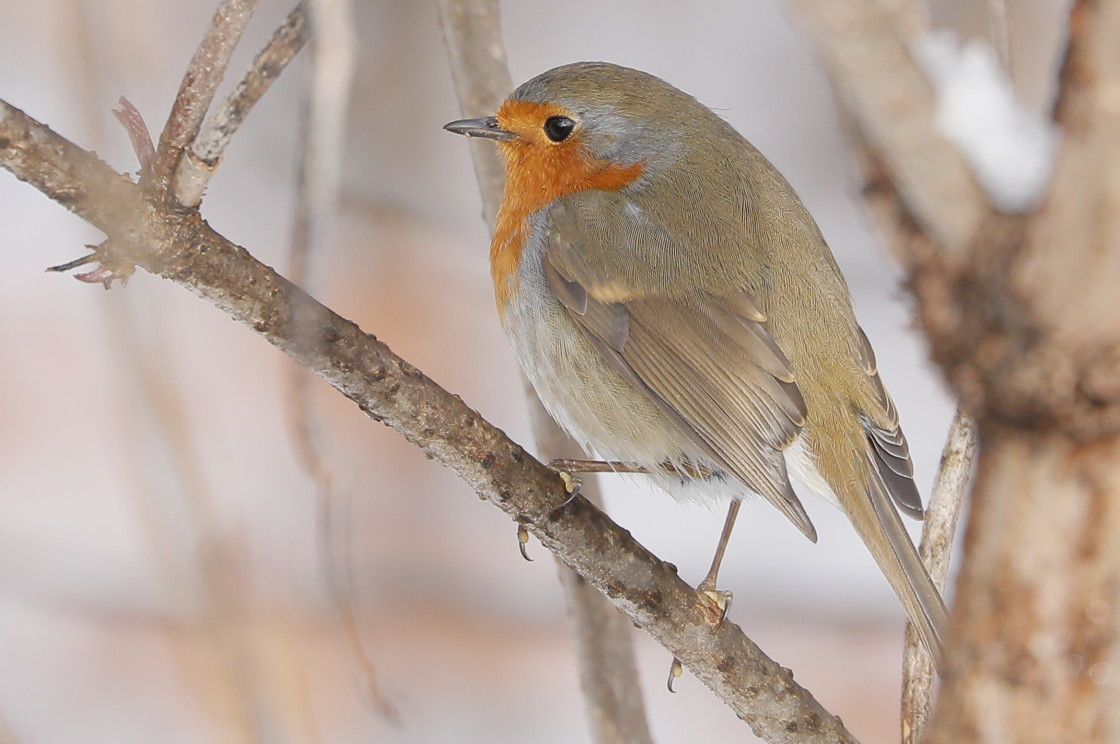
[666, 657, 683, 692]
[544, 464, 582, 518]
[516, 523, 533, 562]
[695, 581, 733, 629]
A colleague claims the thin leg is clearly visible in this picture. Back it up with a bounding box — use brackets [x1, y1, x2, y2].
[549, 458, 647, 474]
[696, 500, 741, 627]
[699, 500, 741, 592]
[546, 460, 641, 516]
[549, 458, 713, 478]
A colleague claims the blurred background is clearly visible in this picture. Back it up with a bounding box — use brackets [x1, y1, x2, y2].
[0, 1, 1068, 742]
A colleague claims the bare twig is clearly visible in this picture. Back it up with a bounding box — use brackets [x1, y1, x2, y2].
[76, 15, 279, 741]
[531, 403, 656, 744]
[149, 0, 258, 190]
[901, 408, 977, 744]
[0, 98, 859, 744]
[176, 3, 310, 206]
[436, 4, 654, 742]
[112, 97, 156, 174]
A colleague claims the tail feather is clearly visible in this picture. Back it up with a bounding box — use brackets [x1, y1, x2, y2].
[852, 461, 947, 660]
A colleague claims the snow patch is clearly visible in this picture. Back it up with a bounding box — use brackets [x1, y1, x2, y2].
[914, 30, 1058, 213]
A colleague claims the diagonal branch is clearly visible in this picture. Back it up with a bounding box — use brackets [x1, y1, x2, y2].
[0, 98, 858, 744]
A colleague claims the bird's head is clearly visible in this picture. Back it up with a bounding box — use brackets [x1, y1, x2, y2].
[444, 62, 721, 204]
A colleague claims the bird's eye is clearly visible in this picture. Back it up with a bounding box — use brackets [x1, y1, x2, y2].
[543, 116, 575, 143]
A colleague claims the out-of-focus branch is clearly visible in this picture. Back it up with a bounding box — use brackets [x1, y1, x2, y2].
[435, 4, 654, 743]
[435, 0, 510, 227]
[901, 408, 976, 744]
[176, 2, 310, 206]
[149, 0, 257, 189]
[797, 0, 1120, 741]
[791, 0, 986, 254]
[281, 0, 397, 722]
[73, 15, 281, 741]
[281, 0, 396, 722]
[0, 98, 858, 744]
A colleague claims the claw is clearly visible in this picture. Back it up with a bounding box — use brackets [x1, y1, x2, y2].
[546, 470, 582, 520]
[517, 524, 533, 562]
[666, 657, 683, 692]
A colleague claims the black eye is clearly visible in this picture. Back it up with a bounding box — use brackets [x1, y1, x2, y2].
[543, 116, 575, 143]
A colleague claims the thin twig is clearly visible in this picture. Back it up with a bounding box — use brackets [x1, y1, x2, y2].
[176, 2, 310, 206]
[435, 3, 655, 742]
[901, 408, 977, 744]
[530, 401, 656, 744]
[988, 0, 1012, 75]
[112, 97, 156, 174]
[149, 0, 258, 189]
[0, 97, 860, 744]
[282, 0, 397, 721]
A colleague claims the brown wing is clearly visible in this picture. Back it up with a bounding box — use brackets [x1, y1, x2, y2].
[855, 326, 924, 519]
[544, 193, 816, 540]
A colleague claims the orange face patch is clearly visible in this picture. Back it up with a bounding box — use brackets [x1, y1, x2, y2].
[490, 100, 644, 312]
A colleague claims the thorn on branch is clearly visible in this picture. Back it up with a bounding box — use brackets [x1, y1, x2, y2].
[112, 97, 156, 176]
[46, 242, 134, 289]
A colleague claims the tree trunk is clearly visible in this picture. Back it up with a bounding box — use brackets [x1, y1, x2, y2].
[931, 427, 1120, 743]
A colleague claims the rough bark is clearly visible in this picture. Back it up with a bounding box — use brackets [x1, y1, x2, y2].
[930, 428, 1120, 743]
[795, 1, 1120, 741]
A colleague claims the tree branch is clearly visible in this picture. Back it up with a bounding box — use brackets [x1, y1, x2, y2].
[175, 2, 310, 207]
[796, 0, 1120, 741]
[790, 0, 986, 254]
[0, 98, 857, 744]
[901, 408, 976, 744]
[150, 0, 258, 190]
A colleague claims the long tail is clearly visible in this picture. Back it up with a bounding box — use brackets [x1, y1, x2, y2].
[846, 462, 948, 660]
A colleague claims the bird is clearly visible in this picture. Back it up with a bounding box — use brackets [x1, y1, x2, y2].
[444, 61, 947, 657]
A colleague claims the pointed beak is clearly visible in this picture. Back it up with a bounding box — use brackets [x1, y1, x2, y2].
[443, 116, 516, 141]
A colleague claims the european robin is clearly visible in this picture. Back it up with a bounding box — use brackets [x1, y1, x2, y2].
[445, 62, 946, 656]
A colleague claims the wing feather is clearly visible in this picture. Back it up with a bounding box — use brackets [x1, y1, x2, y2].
[543, 193, 817, 540]
[855, 326, 923, 519]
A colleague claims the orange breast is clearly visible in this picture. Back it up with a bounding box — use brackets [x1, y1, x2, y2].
[490, 100, 644, 313]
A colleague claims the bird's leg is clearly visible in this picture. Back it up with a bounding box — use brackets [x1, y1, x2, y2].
[548, 458, 647, 474]
[696, 499, 742, 628]
[550, 457, 735, 627]
[545, 459, 643, 515]
[549, 458, 712, 478]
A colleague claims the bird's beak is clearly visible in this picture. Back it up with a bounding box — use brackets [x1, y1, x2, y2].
[443, 116, 516, 141]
